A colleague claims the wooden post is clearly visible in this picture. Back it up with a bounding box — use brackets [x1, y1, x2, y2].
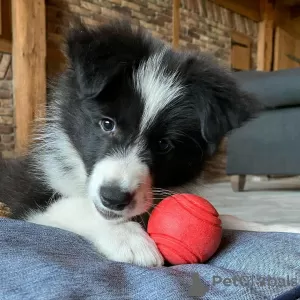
[172, 0, 180, 48]
[257, 0, 275, 71]
[12, 0, 46, 154]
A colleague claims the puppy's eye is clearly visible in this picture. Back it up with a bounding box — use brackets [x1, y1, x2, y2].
[156, 138, 173, 154]
[99, 118, 115, 132]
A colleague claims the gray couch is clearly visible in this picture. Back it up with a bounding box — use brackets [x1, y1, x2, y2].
[227, 68, 300, 191]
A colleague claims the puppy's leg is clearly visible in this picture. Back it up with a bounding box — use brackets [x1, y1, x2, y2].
[26, 196, 163, 267]
[221, 215, 300, 234]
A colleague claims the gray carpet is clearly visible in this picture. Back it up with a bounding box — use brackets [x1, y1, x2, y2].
[198, 177, 300, 227]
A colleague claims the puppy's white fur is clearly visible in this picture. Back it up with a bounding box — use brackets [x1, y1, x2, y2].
[27, 194, 300, 268]
[134, 50, 184, 132]
[34, 124, 87, 198]
[27, 196, 164, 267]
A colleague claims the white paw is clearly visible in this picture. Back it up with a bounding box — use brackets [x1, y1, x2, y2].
[96, 221, 164, 267]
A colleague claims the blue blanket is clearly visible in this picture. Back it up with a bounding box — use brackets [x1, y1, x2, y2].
[0, 219, 300, 300]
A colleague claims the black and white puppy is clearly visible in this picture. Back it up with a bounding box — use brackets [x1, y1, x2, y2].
[0, 21, 280, 266]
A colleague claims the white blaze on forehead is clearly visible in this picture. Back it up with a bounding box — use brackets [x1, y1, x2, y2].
[134, 49, 184, 132]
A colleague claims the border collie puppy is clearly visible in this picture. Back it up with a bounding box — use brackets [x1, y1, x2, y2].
[0, 21, 260, 266]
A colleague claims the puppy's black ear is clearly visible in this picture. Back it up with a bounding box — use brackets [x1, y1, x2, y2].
[64, 21, 153, 96]
[184, 55, 261, 154]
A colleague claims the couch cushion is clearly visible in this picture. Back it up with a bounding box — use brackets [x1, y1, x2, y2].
[1, 218, 300, 299]
[227, 107, 300, 175]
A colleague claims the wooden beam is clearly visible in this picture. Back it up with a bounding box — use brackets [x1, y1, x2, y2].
[272, 0, 300, 38]
[0, 0, 12, 54]
[257, 0, 275, 71]
[0, 0, 12, 41]
[172, 0, 180, 48]
[0, 0, 2, 35]
[0, 38, 11, 53]
[212, 0, 261, 22]
[257, 20, 274, 71]
[290, 5, 300, 19]
[279, 0, 300, 5]
[0, 38, 66, 67]
[12, 0, 46, 154]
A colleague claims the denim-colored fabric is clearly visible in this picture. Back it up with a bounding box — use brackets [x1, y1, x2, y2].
[0, 218, 299, 300]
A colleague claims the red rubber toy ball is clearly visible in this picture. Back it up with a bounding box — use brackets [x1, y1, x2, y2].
[147, 194, 222, 265]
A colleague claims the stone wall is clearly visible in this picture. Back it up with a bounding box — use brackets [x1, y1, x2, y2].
[0, 53, 14, 158]
[46, 0, 258, 69]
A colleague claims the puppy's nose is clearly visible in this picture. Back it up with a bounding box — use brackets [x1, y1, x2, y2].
[100, 186, 132, 211]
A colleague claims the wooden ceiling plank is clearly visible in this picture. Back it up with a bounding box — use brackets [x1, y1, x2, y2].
[211, 0, 261, 21]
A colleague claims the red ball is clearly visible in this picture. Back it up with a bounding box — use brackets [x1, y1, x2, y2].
[147, 194, 222, 265]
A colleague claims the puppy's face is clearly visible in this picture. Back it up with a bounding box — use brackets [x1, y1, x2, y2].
[55, 22, 259, 220]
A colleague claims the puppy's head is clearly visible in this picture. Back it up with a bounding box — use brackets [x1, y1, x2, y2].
[45, 21, 259, 220]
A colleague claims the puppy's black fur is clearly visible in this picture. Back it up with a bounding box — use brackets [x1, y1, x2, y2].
[0, 21, 260, 219]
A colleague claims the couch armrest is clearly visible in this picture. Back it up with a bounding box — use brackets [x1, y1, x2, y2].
[232, 68, 300, 109]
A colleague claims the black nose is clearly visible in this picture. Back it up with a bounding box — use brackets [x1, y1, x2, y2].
[100, 186, 132, 211]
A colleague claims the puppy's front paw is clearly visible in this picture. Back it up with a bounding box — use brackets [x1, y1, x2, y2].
[98, 221, 164, 267]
